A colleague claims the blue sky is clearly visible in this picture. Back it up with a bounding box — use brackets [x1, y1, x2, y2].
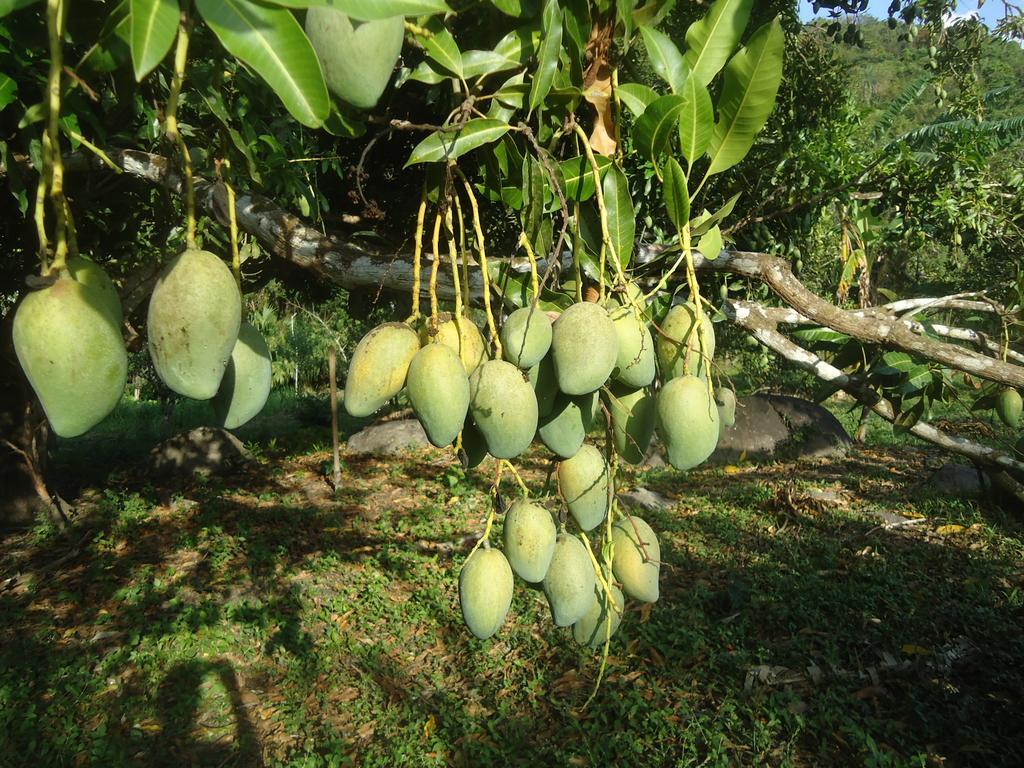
[798, 0, 1004, 26]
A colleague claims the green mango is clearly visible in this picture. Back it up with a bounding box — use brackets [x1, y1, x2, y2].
[148, 249, 241, 400]
[538, 392, 597, 459]
[996, 387, 1022, 428]
[459, 547, 514, 640]
[609, 304, 655, 388]
[13, 278, 127, 438]
[715, 386, 737, 433]
[213, 322, 272, 430]
[543, 533, 596, 627]
[612, 515, 660, 603]
[433, 316, 488, 375]
[573, 582, 624, 648]
[502, 500, 557, 583]
[344, 322, 420, 417]
[501, 306, 552, 369]
[469, 359, 538, 459]
[558, 443, 609, 532]
[607, 385, 656, 465]
[407, 343, 471, 447]
[528, 354, 559, 418]
[457, 420, 489, 469]
[551, 301, 619, 395]
[655, 302, 714, 379]
[656, 375, 720, 470]
[305, 9, 404, 109]
[67, 256, 122, 324]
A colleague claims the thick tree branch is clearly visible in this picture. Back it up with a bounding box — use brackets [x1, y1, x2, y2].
[724, 300, 1024, 488]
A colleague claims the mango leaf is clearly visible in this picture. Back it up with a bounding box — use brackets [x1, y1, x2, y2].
[639, 26, 687, 93]
[900, 364, 933, 395]
[683, 0, 753, 86]
[874, 351, 915, 377]
[677, 72, 713, 167]
[616, 81, 658, 117]
[662, 156, 689, 232]
[0, 73, 16, 112]
[706, 18, 784, 176]
[263, 1, 450, 20]
[406, 60, 451, 85]
[405, 118, 510, 166]
[529, 0, 562, 112]
[892, 397, 924, 435]
[491, 0, 541, 16]
[487, 72, 527, 122]
[487, 260, 570, 311]
[130, 0, 179, 81]
[558, 154, 611, 202]
[697, 224, 722, 260]
[791, 327, 851, 345]
[634, 93, 687, 164]
[493, 19, 542, 63]
[563, 0, 591, 53]
[602, 165, 635, 269]
[689, 191, 740, 235]
[421, 16, 462, 78]
[521, 155, 546, 250]
[0, 0, 37, 18]
[632, 0, 676, 28]
[196, 0, 329, 128]
[616, 0, 636, 40]
[462, 50, 520, 79]
[197, 80, 261, 183]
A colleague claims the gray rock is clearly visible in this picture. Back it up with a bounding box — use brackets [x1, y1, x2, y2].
[708, 394, 851, 464]
[927, 463, 992, 498]
[146, 427, 252, 478]
[346, 419, 431, 456]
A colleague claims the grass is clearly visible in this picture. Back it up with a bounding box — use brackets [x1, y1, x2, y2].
[1, 394, 1023, 767]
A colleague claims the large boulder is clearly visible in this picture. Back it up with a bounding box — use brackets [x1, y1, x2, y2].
[706, 394, 851, 464]
[346, 419, 430, 456]
[146, 427, 252, 478]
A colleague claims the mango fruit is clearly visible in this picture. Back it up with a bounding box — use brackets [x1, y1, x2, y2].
[716, 387, 737, 432]
[607, 385, 656, 465]
[13, 278, 127, 437]
[213, 322, 273, 430]
[469, 359, 538, 459]
[610, 304, 655, 388]
[528, 354, 559, 418]
[459, 547, 514, 640]
[656, 375, 720, 470]
[305, 9, 404, 110]
[344, 322, 420, 417]
[543, 533, 596, 626]
[996, 387, 1022, 428]
[538, 392, 597, 459]
[612, 515, 660, 603]
[67, 256, 122, 324]
[433, 316, 488, 375]
[407, 343, 470, 447]
[551, 302, 619, 395]
[502, 500, 557, 582]
[148, 249, 241, 400]
[458, 420, 489, 469]
[501, 306, 552, 369]
[573, 582, 624, 648]
[558, 443, 609, 532]
[655, 302, 714, 379]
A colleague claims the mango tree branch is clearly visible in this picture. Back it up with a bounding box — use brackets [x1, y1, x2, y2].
[723, 299, 1024, 498]
[61, 149, 1024, 389]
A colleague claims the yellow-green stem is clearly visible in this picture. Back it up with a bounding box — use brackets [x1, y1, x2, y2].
[410, 187, 428, 321]
[44, 0, 68, 273]
[430, 209, 442, 322]
[165, 12, 196, 250]
[518, 232, 540, 300]
[452, 166, 501, 359]
[444, 203, 464, 320]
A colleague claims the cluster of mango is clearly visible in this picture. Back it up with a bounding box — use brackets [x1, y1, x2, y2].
[343, 286, 736, 642]
[13, 249, 272, 438]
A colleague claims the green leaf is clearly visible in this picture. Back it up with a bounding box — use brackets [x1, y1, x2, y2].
[791, 327, 851, 345]
[697, 224, 722, 260]
[602, 165, 635, 269]
[632, 0, 676, 28]
[690, 191, 740, 235]
[876, 351, 915, 376]
[634, 93, 686, 165]
[662, 156, 689, 232]
[196, 0, 329, 128]
[683, 0, 752, 87]
[129, 0, 179, 81]
[405, 118, 510, 166]
[263, 0, 450, 20]
[529, 0, 562, 112]
[490, 0, 540, 17]
[705, 18, 784, 176]
[616, 82, 658, 117]
[558, 154, 611, 202]
[639, 26, 687, 93]
[0, 72, 16, 112]
[462, 50, 520, 79]
[420, 17, 462, 78]
[487, 72, 527, 122]
[677, 72, 713, 167]
[521, 155, 546, 250]
[0, 0, 37, 19]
